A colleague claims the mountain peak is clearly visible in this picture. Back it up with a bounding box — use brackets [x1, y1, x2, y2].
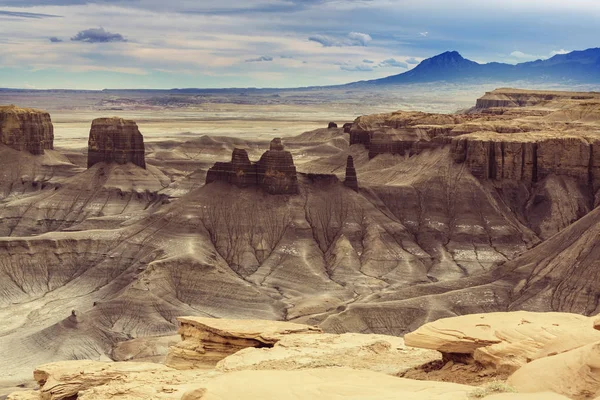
[412, 50, 478, 72]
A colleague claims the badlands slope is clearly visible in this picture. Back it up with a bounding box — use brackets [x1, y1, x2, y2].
[2, 88, 600, 394]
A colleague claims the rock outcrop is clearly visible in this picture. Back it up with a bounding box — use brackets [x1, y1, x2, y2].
[343, 155, 358, 191]
[508, 341, 600, 399]
[217, 331, 439, 375]
[256, 139, 299, 194]
[206, 138, 299, 195]
[0, 105, 53, 155]
[87, 117, 146, 169]
[404, 311, 592, 374]
[328, 122, 338, 129]
[474, 88, 600, 111]
[166, 317, 321, 370]
[450, 132, 600, 190]
[343, 122, 353, 133]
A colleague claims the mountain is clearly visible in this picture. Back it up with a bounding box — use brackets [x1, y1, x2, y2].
[356, 48, 600, 85]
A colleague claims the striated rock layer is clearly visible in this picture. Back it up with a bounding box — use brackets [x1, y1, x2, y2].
[87, 117, 146, 169]
[206, 138, 299, 195]
[166, 317, 321, 370]
[0, 105, 53, 155]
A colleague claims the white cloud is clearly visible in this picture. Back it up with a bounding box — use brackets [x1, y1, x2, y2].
[549, 49, 569, 56]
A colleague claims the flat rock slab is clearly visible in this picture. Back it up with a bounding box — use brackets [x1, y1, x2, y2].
[167, 317, 322, 370]
[217, 332, 440, 376]
[176, 317, 322, 343]
[182, 368, 475, 400]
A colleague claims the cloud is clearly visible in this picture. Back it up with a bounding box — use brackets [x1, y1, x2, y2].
[309, 31, 372, 47]
[347, 31, 372, 46]
[406, 57, 419, 64]
[340, 64, 373, 72]
[419, 31, 428, 37]
[363, 59, 374, 64]
[279, 55, 294, 59]
[245, 55, 273, 62]
[379, 58, 408, 68]
[71, 27, 127, 43]
[49, 37, 63, 43]
[550, 49, 569, 56]
[0, 10, 61, 18]
[510, 50, 537, 59]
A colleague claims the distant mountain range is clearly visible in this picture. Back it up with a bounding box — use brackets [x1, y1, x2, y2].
[350, 48, 600, 86]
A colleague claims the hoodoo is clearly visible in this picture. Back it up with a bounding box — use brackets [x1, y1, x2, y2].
[343, 155, 359, 191]
[206, 138, 299, 195]
[87, 117, 146, 169]
[0, 105, 54, 155]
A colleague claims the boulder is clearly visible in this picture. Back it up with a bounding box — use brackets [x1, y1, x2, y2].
[87, 117, 146, 169]
[0, 105, 53, 155]
[166, 317, 321, 370]
[343, 122, 353, 133]
[328, 122, 338, 129]
[343, 155, 359, 191]
[404, 311, 592, 374]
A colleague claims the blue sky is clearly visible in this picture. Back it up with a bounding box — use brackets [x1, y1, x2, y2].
[0, 0, 598, 89]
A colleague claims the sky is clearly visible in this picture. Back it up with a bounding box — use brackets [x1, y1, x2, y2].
[0, 0, 598, 89]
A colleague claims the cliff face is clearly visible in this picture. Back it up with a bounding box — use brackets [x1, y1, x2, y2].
[206, 139, 299, 195]
[87, 117, 146, 169]
[451, 133, 600, 191]
[474, 88, 600, 110]
[0, 105, 54, 155]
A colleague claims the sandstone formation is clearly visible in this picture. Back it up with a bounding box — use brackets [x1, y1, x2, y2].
[343, 122, 353, 133]
[206, 138, 299, 195]
[0, 105, 53, 155]
[166, 317, 321, 369]
[404, 311, 592, 374]
[343, 155, 358, 190]
[256, 138, 299, 194]
[217, 331, 439, 375]
[87, 117, 146, 169]
[328, 121, 338, 129]
[508, 341, 600, 399]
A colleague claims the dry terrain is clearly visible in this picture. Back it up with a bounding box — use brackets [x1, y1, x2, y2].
[2, 86, 600, 398]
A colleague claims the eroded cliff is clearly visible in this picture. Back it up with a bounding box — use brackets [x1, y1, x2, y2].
[87, 117, 146, 169]
[0, 105, 53, 155]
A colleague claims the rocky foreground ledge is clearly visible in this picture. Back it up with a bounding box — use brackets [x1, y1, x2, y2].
[9, 311, 600, 400]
